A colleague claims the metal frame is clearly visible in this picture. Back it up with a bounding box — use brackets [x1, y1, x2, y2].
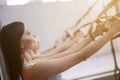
[0, 48, 8, 80]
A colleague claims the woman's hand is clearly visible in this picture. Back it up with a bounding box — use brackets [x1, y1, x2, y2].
[110, 18, 120, 33]
[72, 29, 85, 39]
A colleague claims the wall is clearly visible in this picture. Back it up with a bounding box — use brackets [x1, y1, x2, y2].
[0, 0, 6, 5]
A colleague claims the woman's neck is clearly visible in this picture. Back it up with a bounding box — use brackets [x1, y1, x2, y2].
[23, 50, 40, 65]
[23, 50, 33, 64]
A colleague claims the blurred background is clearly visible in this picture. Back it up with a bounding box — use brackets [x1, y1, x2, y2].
[0, 0, 120, 80]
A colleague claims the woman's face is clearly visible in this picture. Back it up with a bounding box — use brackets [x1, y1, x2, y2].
[21, 27, 39, 52]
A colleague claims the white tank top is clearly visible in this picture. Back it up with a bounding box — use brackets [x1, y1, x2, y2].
[20, 63, 62, 80]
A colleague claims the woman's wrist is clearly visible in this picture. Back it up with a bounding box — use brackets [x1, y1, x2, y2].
[88, 33, 95, 41]
[91, 32, 99, 40]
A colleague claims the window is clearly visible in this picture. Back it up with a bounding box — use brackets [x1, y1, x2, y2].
[6, 0, 75, 6]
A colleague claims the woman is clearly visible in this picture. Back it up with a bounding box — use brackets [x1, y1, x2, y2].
[0, 19, 120, 80]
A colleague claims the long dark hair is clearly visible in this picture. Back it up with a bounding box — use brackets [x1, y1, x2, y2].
[0, 22, 25, 80]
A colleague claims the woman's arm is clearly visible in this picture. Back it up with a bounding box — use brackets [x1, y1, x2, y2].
[23, 20, 120, 80]
[36, 24, 103, 59]
[32, 24, 105, 59]
[31, 36, 80, 59]
[31, 30, 85, 59]
[47, 34, 96, 58]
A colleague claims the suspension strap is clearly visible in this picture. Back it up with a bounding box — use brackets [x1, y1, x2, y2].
[70, 0, 98, 29]
[86, 23, 95, 41]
